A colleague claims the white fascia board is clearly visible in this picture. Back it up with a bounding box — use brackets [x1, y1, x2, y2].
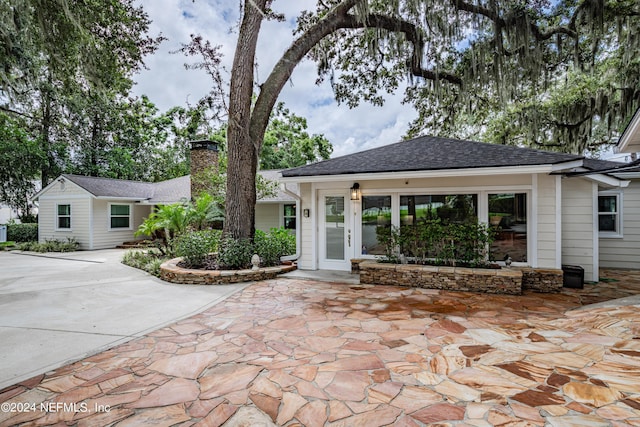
[31, 175, 91, 201]
[618, 108, 640, 153]
[573, 173, 630, 188]
[611, 172, 640, 179]
[95, 196, 148, 201]
[280, 162, 583, 184]
[38, 194, 93, 200]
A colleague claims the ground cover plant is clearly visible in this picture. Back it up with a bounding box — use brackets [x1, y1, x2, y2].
[16, 238, 79, 253]
[122, 249, 165, 277]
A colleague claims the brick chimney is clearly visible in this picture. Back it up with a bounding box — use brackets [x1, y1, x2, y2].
[190, 140, 219, 199]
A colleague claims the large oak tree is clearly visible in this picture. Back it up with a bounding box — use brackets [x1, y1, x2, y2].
[222, 0, 639, 240]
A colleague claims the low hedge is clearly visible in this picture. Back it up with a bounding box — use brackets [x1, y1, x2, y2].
[7, 223, 38, 242]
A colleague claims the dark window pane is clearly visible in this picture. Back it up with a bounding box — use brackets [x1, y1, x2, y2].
[284, 218, 296, 230]
[111, 217, 130, 228]
[57, 205, 70, 215]
[58, 217, 70, 229]
[111, 205, 130, 216]
[599, 214, 617, 232]
[284, 204, 296, 217]
[598, 196, 616, 213]
[400, 194, 477, 225]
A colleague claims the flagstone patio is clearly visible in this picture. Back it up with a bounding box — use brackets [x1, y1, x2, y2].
[1, 269, 640, 426]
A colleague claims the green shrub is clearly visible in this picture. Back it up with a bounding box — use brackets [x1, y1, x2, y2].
[381, 219, 494, 267]
[254, 227, 296, 267]
[217, 237, 254, 270]
[7, 223, 38, 242]
[175, 230, 221, 268]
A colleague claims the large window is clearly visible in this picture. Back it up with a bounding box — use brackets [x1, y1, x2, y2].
[110, 204, 131, 229]
[361, 195, 392, 255]
[283, 204, 296, 230]
[489, 193, 527, 263]
[57, 204, 71, 230]
[598, 193, 621, 236]
[400, 194, 477, 225]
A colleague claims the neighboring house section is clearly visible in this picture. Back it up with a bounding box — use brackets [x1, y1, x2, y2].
[33, 175, 154, 250]
[32, 171, 295, 250]
[32, 141, 297, 250]
[280, 135, 632, 281]
[0, 204, 18, 224]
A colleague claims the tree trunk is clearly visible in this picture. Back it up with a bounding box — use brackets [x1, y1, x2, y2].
[223, 0, 267, 240]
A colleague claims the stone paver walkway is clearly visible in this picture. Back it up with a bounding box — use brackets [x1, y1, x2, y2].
[1, 269, 640, 426]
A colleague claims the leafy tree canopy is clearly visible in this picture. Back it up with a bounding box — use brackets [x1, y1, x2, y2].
[306, 0, 639, 154]
[212, 0, 640, 239]
[261, 102, 333, 169]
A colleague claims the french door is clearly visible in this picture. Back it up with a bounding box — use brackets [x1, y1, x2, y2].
[318, 191, 352, 270]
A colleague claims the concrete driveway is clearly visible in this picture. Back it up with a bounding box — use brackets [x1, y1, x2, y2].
[0, 249, 245, 390]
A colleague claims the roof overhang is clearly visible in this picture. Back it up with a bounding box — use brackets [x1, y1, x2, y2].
[280, 160, 584, 184]
[578, 173, 630, 188]
[562, 167, 630, 188]
[618, 108, 640, 153]
[95, 196, 149, 202]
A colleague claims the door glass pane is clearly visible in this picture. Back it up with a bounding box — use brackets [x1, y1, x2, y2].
[489, 193, 527, 262]
[362, 195, 391, 255]
[325, 196, 345, 260]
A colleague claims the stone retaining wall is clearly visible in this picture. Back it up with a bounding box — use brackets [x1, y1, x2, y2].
[520, 268, 564, 293]
[160, 258, 296, 285]
[358, 261, 564, 294]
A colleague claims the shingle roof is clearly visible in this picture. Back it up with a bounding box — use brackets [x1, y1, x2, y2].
[59, 172, 295, 203]
[281, 136, 583, 178]
[63, 174, 155, 199]
[259, 170, 297, 203]
[581, 158, 640, 174]
[147, 176, 190, 204]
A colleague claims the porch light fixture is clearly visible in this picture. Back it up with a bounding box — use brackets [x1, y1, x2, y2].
[350, 183, 361, 201]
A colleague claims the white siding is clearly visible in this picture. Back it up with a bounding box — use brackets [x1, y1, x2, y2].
[600, 180, 640, 269]
[37, 180, 93, 249]
[255, 204, 281, 232]
[535, 174, 559, 269]
[298, 183, 314, 269]
[294, 175, 556, 270]
[562, 178, 596, 281]
[91, 200, 151, 249]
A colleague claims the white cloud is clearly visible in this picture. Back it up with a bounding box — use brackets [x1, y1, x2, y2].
[132, 0, 416, 157]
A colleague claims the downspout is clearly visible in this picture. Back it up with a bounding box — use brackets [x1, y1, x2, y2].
[280, 183, 301, 262]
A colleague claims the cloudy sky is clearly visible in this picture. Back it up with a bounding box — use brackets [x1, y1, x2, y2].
[132, 0, 417, 158]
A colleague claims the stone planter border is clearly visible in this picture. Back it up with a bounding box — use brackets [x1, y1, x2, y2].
[160, 257, 296, 285]
[358, 260, 562, 294]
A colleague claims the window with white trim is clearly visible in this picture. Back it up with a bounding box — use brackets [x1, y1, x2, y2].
[109, 204, 132, 229]
[283, 204, 296, 230]
[598, 193, 622, 236]
[57, 204, 71, 230]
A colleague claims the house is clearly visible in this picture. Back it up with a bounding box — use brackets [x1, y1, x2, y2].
[32, 141, 297, 250]
[280, 135, 636, 282]
[590, 107, 640, 270]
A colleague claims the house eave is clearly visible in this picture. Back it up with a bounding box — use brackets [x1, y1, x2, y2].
[611, 172, 640, 179]
[95, 196, 149, 202]
[280, 161, 584, 184]
[572, 173, 630, 188]
[618, 108, 640, 153]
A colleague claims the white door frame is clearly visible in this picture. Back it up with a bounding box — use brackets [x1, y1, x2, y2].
[318, 190, 352, 271]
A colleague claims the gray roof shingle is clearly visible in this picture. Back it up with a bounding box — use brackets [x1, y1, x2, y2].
[62, 174, 155, 199]
[281, 136, 583, 178]
[60, 171, 295, 203]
